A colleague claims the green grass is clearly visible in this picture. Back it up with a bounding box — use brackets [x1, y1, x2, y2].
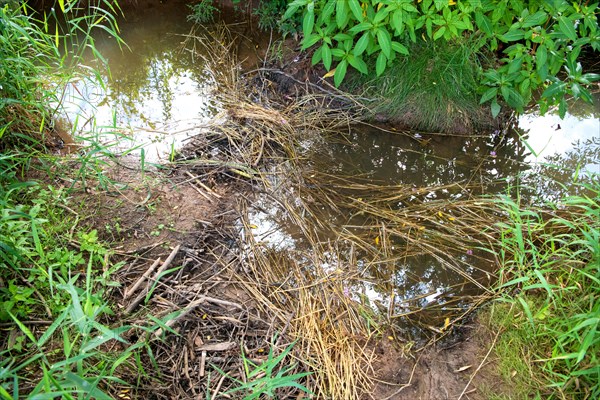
[483, 178, 600, 399]
[213, 337, 312, 400]
[343, 39, 492, 132]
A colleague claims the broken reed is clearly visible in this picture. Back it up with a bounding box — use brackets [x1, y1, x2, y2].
[235, 200, 376, 400]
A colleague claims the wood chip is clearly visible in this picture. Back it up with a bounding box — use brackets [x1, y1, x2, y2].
[197, 342, 236, 352]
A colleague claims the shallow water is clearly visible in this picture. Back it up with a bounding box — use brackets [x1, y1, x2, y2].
[59, 1, 219, 160]
[60, 2, 599, 338]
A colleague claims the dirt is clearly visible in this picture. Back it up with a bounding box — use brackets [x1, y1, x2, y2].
[371, 324, 505, 400]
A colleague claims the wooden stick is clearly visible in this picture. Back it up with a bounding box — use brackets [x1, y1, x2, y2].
[125, 245, 181, 313]
[184, 171, 222, 198]
[154, 296, 243, 337]
[199, 350, 207, 377]
[123, 257, 162, 299]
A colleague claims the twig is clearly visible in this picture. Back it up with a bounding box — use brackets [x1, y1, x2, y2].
[199, 350, 207, 377]
[210, 373, 228, 400]
[184, 171, 222, 198]
[189, 181, 213, 202]
[457, 328, 502, 400]
[154, 296, 243, 337]
[126, 245, 181, 313]
[123, 257, 162, 299]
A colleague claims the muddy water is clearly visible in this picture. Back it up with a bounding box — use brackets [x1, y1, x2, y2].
[60, 2, 599, 338]
[247, 102, 599, 339]
[59, 1, 220, 160]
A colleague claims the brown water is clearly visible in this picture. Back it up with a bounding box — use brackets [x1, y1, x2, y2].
[59, 1, 600, 338]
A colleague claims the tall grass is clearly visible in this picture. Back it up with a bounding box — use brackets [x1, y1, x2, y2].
[0, 0, 124, 151]
[488, 178, 599, 399]
[343, 39, 492, 132]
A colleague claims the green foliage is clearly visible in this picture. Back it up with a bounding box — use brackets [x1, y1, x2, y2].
[214, 339, 312, 399]
[491, 177, 600, 399]
[283, 0, 600, 116]
[187, 0, 218, 24]
[254, 0, 293, 31]
[0, 170, 138, 397]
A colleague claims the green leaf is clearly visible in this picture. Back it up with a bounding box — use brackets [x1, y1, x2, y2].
[336, 0, 350, 28]
[311, 46, 323, 65]
[376, 51, 387, 76]
[558, 97, 567, 118]
[499, 29, 525, 42]
[8, 311, 38, 346]
[348, 0, 363, 21]
[354, 32, 369, 56]
[391, 41, 409, 56]
[347, 54, 368, 74]
[536, 44, 548, 74]
[433, 26, 446, 40]
[331, 48, 345, 57]
[376, 28, 392, 58]
[301, 34, 321, 50]
[322, 44, 332, 70]
[522, 11, 547, 28]
[391, 10, 404, 33]
[374, 8, 390, 24]
[558, 16, 577, 41]
[302, 11, 314, 37]
[348, 22, 372, 33]
[491, 100, 501, 118]
[541, 81, 567, 99]
[334, 59, 348, 87]
[475, 12, 493, 35]
[480, 87, 498, 104]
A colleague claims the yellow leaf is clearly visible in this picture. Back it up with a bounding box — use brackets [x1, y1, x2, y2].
[444, 317, 450, 329]
[449, 0, 456, 5]
[323, 68, 336, 78]
[375, 236, 380, 246]
[387, 336, 394, 341]
[448, 217, 455, 221]
[438, 211, 443, 217]
[249, 224, 258, 229]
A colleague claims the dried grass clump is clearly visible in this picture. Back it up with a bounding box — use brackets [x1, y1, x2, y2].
[235, 202, 376, 399]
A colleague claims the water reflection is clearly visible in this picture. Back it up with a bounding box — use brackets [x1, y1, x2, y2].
[59, 1, 218, 159]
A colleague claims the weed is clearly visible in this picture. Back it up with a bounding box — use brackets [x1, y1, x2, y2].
[343, 39, 491, 132]
[214, 338, 312, 399]
[187, 0, 218, 24]
[488, 177, 600, 399]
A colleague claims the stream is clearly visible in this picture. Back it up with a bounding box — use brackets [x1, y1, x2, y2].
[59, 0, 600, 339]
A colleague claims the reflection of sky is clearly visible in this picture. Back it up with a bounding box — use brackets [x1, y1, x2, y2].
[518, 93, 600, 173]
[57, 2, 219, 161]
[519, 111, 600, 163]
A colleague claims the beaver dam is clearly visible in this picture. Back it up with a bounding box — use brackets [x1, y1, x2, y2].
[40, 1, 600, 399]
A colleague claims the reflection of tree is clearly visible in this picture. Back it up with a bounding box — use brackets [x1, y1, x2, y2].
[520, 136, 600, 203]
[308, 127, 530, 199]
[86, 5, 212, 127]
